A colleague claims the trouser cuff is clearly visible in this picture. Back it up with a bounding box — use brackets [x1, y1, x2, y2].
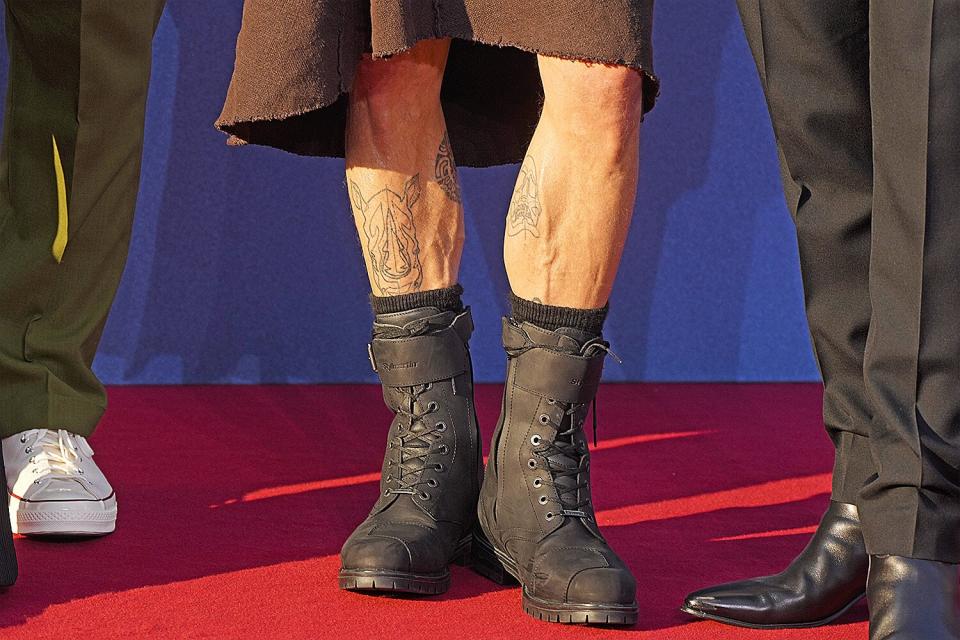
[831, 431, 876, 504]
[0, 390, 103, 438]
[860, 485, 960, 563]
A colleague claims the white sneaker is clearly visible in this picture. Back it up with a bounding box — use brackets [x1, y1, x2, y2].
[3, 429, 117, 536]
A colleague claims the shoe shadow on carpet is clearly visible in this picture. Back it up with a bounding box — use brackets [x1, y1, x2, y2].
[0, 384, 869, 638]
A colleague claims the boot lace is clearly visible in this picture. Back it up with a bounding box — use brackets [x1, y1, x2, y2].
[506, 334, 621, 521]
[384, 383, 446, 498]
[535, 399, 594, 519]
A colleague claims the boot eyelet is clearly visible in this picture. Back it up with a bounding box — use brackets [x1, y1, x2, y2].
[386, 474, 393, 481]
[427, 402, 438, 412]
[418, 491, 431, 500]
[19, 435, 26, 443]
[545, 512, 554, 521]
[427, 479, 438, 487]
[530, 435, 541, 445]
[424, 383, 433, 390]
[435, 463, 446, 473]
[384, 489, 391, 496]
[547, 399, 556, 405]
[538, 414, 550, 425]
[533, 478, 542, 488]
[527, 459, 537, 469]
[24, 447, 32, 454]
[538, 496, 548, 505]
[438, 445, 449, 455]
[78, 469, 85, 475]
[436, 423, 447, 432]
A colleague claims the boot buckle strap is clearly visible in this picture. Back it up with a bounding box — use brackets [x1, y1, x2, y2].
[513, 348, 605, 404]
[370, 329, 469, 387]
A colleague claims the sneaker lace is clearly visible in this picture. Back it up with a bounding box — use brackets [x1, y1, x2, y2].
[21, 429, 91, 479]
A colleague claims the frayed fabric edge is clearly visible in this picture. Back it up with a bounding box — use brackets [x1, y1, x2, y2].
[215, 32, 660, 139]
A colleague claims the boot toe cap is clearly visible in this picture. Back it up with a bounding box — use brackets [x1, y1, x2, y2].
[341, 536, 414, 573]
[341, 523, 452, 575]
[566, 567, 637, 606]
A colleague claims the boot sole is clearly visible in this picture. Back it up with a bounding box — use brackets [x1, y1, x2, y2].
[471, 527, 638, 626]
[679, 592, 866, 630]
[337, 534, 472, 596]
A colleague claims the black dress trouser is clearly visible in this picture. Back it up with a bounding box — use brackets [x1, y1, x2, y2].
[736, 0, 960, 562]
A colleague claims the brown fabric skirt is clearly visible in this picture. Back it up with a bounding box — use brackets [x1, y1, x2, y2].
[215, 1, 658, 167]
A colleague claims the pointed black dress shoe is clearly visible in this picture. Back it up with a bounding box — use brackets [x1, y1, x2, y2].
[682, 501, 868, 629]
[868, 555, 960, 640]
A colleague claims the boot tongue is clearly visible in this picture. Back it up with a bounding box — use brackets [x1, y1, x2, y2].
[517, 322, 596, 354]
[553, 326, 595, 346]
[373, 307, 455, 338]
[548, 446, 584, 510]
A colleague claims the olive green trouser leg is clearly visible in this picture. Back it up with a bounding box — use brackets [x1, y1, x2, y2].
[0, 1, 165, 438]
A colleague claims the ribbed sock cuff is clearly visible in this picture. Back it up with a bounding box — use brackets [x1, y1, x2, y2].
[509, 292, 608, 336]
[370, 284, 464, 315]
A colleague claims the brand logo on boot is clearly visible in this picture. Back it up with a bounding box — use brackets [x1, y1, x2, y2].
[385, 361, 418, 370]
[570, 377, 583, 386]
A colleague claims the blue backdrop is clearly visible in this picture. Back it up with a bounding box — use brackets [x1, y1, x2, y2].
[3, 1, 820, 384]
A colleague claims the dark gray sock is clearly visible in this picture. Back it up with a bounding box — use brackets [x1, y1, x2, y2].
[370, 284, 464, 315]
[509, 292, 608, 336]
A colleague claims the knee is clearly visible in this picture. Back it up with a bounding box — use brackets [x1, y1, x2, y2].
[351, 42, 446, 121]
[542, 61, 645, 134]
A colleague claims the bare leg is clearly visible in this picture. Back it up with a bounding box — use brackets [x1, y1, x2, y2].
[345, 39, 462, 296]
[504, 56, 645, 308]
[338, 40, 480, 599]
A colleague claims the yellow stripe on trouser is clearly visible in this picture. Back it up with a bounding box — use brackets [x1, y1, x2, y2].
[51, 134, 68, 263]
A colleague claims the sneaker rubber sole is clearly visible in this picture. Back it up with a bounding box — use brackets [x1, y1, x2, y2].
[9, 493, 117, 537]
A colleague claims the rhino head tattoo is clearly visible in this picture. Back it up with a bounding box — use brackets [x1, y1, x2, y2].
[350, 174, 423, 295]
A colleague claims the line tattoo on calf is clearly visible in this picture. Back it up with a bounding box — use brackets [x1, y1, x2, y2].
[507, 155, 542, 238]
[349, 174, 424, 295]
[435, 132, 461, 204]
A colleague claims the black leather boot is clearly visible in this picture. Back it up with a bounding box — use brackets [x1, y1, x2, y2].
[474, 318, 637, 625]
[338, 306, 480, 595]
[682, 501, 868, 628]
[868, 555, 960, 640]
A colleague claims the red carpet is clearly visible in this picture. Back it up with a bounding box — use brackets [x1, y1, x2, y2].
[1, 384, 869, 639]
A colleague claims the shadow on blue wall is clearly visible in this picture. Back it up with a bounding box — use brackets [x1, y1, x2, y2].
[0, 1, 819, 383]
